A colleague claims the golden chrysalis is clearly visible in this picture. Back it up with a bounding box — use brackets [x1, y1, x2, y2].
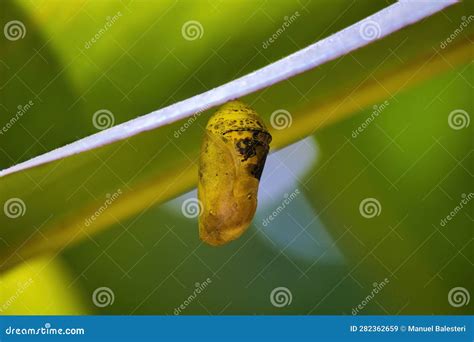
[198, 100, 272, 246]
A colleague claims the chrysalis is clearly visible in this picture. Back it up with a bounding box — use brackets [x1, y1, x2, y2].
[198, 100, 272, 246]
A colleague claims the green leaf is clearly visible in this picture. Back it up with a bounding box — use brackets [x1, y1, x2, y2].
[0, 0, 472, 280]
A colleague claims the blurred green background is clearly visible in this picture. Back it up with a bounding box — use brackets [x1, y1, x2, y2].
[0, 0, 472, 315]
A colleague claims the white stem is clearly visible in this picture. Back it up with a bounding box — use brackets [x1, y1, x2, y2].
[1, 0, 457, 177]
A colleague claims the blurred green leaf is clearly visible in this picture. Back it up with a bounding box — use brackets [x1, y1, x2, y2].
[0, 0, 472, 285]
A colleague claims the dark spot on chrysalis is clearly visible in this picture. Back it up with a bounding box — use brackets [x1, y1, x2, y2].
[235, 138, 257, 161]
[249, 161, 266, 180]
